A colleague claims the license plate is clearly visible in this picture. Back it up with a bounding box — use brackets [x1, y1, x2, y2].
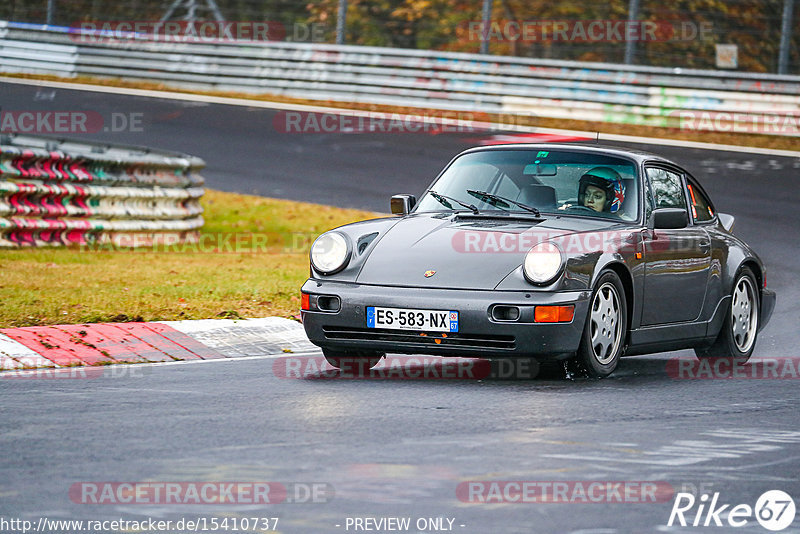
[366, 307, 459, 332]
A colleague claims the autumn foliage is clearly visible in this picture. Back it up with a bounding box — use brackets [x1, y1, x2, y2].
[3, 0, 797, 72]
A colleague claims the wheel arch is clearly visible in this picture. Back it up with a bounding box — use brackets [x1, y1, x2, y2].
[595, 261, 634, 338]
[740, 259, 762, 292]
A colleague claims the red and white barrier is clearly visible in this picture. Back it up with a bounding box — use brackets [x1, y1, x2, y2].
[0, 318, 313, 370]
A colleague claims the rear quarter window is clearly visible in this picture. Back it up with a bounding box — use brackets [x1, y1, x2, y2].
[687, 181, 715, 222]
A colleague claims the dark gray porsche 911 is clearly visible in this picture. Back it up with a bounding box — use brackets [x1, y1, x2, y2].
[300, 144, 776, 377]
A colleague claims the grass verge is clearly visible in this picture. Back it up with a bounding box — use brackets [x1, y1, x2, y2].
[0, 190, 379, 327]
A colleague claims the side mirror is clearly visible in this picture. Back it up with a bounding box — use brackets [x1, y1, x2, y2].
[718, 213, 735, 232]
[391, 194, 416, 215]
[652, 208, 688, 229]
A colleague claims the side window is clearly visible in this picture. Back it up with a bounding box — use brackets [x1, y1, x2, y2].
[646, 168, 687, 210]
[686, 179, 714, 222]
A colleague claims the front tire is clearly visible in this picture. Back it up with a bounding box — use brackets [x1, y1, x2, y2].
[322, 349, 384, 372]
[694, 266, 759, 362]
[575, 270, 627, 378]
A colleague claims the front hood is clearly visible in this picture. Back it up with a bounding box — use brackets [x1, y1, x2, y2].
[356, 213, 622, 289]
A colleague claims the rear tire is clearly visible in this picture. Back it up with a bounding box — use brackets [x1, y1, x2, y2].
[322, 349, 384, 371]
[694, 266, 759, 362]
[574, 270, 627, 378]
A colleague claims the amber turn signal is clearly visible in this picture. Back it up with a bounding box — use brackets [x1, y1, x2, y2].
[534, 305, 575, 323]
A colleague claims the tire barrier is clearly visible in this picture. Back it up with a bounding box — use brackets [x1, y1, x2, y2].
[1, 20, 799, 136]
[0, 133, 205, 247]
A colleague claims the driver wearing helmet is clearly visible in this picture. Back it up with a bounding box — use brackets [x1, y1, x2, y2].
[578, 167, 625, 213]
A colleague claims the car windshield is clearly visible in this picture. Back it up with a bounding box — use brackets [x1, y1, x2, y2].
[415, 149, 640, 221]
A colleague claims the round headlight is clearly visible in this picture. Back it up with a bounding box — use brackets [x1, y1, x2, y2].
[523, 242, 564, 284]
[311, 232, 351, 274]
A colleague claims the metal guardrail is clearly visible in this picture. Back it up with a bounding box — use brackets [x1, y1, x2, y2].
[1, 21, 799, 136]
[0, 133, 205, 247]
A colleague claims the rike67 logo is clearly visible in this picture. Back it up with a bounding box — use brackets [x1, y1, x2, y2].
[668, 490, 796, 531]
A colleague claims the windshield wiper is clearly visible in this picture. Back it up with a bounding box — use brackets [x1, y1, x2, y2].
[429, 190, 479, 214]
[467, 190, 541, 217]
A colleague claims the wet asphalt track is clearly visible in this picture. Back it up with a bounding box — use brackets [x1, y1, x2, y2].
[1, 80, 799, 533]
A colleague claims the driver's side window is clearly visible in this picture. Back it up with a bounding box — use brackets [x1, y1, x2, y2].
[646, 168, 687, 210]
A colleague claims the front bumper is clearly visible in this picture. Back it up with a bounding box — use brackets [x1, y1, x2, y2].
[301, 279, 591, 359]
